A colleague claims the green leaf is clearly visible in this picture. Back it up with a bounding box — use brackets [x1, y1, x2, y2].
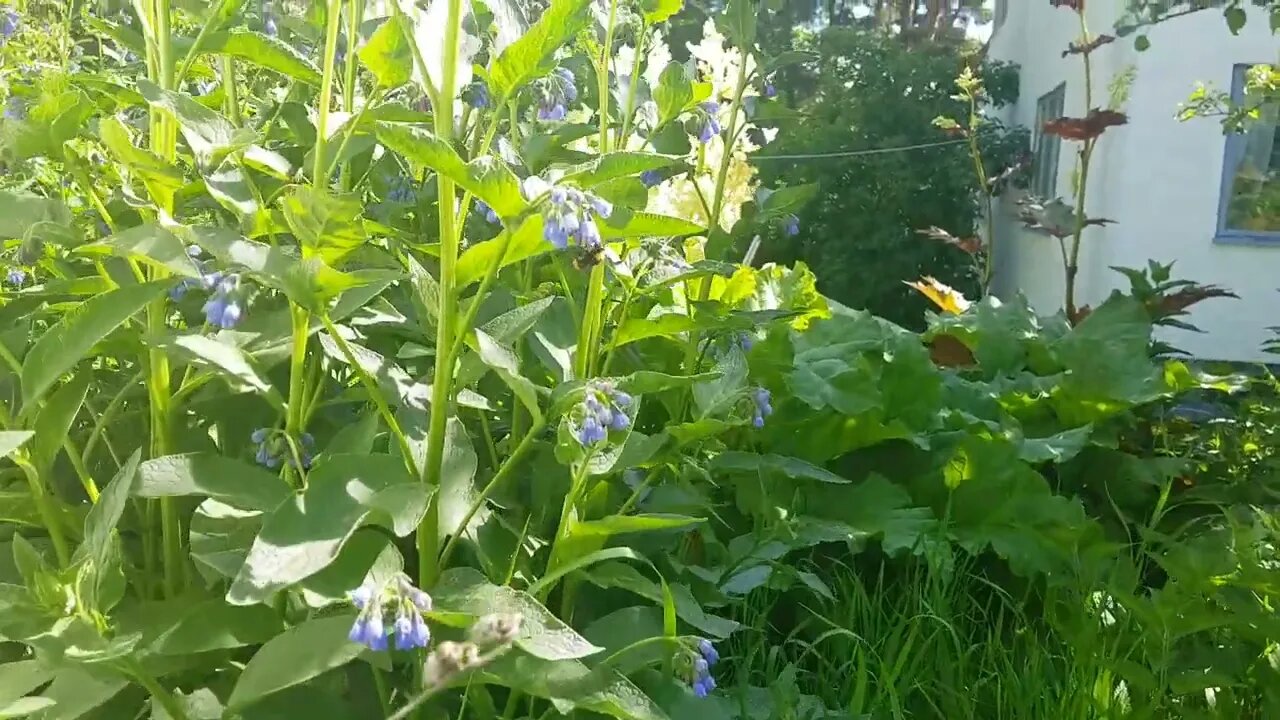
[473, 652, 668, 720]
[434, 568, 603, 660]
[617, 371, 720, 395]
[474, 330, 544, 422]
[488, 0, 593, 99]
[76, 224, 204, 278]
[710, 451, 849, 483]
[0, 432, 34, 459]
[1134, 34, 1151, 51]
[226, 614, 364, 710]
[138, 80, 256, 167]
[0, 191, 72, 242]
[561, 153, 682, 188]
[584, 562, 739, 638]
[0, 661, 53, 711]
[189, 499, 261, 582]
[527, 547, 643, 597]
[148, 333, 285, 408]
[1053, 295, 1160, 410]
[31, 374, 89, 471]
[77, 449, 141, 567]
[641, 0, 683, 24]
[136, 453, 291, 512]
[282, 186, 369, 266]
[437, 417, 480, 543]
[612, 314, 700, 347]
[98, 117, 184, 210]
[456, 216, 548, 288]
[1224, 6, 1246, 34]
[653, 63, 694, 127]
[21, 281, 170, 405]
[758, 183, 817, 220]
[150, 601, 284, 655]
[693, 347, 748, 418]
[195, 29, 323, 85]
[28, 668, 126, 720]
[1019, 425, 1093, 464]
[359, 15, 413, 88]
[716, 0, 758, 50]
[227, 455, 425, 604]
[374, 123, 528, 219]
[601, 211, 703, 239]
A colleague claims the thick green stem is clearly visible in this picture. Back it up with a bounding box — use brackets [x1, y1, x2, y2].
[284, 305, 311, 488]
[420, 0, 465, 588]
[965, 93, 996, 293]
[1065, 10, 1095, 319]
[597, 0, 619, 153]
[708, 54, 752, 236]
[542, 455, 595, 597]
[16, 457, 70, 567]
[313, 0, 346, 185]
[617, 24, 648, 148]
[221, 55, 240, 126]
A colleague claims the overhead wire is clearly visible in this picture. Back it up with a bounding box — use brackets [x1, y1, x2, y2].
[751, 138, 969, 161]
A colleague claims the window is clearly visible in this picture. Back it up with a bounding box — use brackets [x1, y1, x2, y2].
[994, 0, 1008, 31]
[1217, 64, 1280, 243]
[1032, 84, 1066, 199]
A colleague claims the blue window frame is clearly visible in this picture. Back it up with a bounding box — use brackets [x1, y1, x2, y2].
[1216, 64, 1280, 245]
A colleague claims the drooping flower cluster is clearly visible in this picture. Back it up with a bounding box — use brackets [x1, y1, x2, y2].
[693, 101, 722, 144]
[640, 170, 662, 188]
[201, 272, 246, 329]
[1, 7, 19, 42]
[5, 268, 25, 287]
[751, 387, 773, 428]
[782, 214, 800, 237]
[386, 175, 416, 203]
[534, 67, 577, 121]
[251, 428, 315, 470]
[522, 177, 612, 250]
[348, 575, 433, 652]
[463, 80, 490, 110]
[685, 639, 719, 697]
[573, 380, 633, 447]
[474, 199, 500, 224]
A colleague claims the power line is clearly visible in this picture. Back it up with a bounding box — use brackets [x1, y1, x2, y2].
[752, 138, 968, 161]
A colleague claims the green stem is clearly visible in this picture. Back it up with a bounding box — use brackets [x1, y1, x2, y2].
[597, 0, 619, 153]
[436, 421, 544, 571]
[313, 0, 345, 185]
[63, 436, 100, 503]
[340, 0, 365, 190]
[15, 456, 70, 567]
[708, 53, 752, 236]
[1065, 10, 1095, 319]
[125, 660, 190, 720]
[221, 55, 240, 126]
[284, 305, 310, 488]
[616, 24, 648, 148]
[542, 454, 594, 597]
[965, 92, 995, 293]
[419, 0, 465, 588]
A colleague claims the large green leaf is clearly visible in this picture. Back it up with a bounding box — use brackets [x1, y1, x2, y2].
[0, 661, 53, 712]
[138, 80, 256, 167]
[98, 117, 184, 210]
[76, 449, 141, 567]
[584, 562, 739, 638]
[150, 601, 284, 655]
[148, 333, 284, 408]
[281, 186, 369, 266]
[0, 191, 72, 242]
[716, 0, 758, 49]
[27, 667, 126, 720]
[433, 567, 602, 660]
[0, 432, 33, 461]
[75, 224, 204, 278]
[437, 417, 480, 542]
[374, 123, 528, 219]
[1053, 295, 1161, 410]
[612, 314, 701, 348]
[21, 281, 170, 404]
[227, 454, 426, 604]
[358, 15, 413, 88]
[455, 216, 548, 288]
[226, 614, 363, 710]
[561, 153, 682, 188]
[31, 374, 89, 471]
[710, 451, 850, 484]
[193, 29, 323, 85]
[472, 651, 668, 720]
[600, 211, 703, 239]
[652, 63, 698, 126]
[487, 0, 593, 99]
[135, 453, 291, 513]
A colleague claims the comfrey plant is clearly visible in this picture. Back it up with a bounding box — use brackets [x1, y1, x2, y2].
[0, 0, 823, 717]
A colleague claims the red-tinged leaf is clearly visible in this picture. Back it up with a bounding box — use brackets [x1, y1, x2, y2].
[1150, 285, 1239, 320]
[1050, 0, 1083, 10]
[916, 226, 982, 255]
[1063, 34, 1115, 57]
[928, 335, 976, 368]
[1043, 109, 1128, 141]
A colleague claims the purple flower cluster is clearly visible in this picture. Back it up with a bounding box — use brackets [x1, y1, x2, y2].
[201, 272, 246, 329]
[348, 575, 433, 652]
[640, 170, 662, 188]
[736, 331, 754, 352]
[1, 8, 19, 42]
[535, 67, 577, 121]
[5, 268, 25, 287]
[782, 214, 800, 237]
[694, 101, 722, 144]
[751, 387, 773, 428]
[251, 428, 315, 470]
[387, 175, 416, 204]
[574, 380, 633, 447]
[464, 80, 491, 110]
[688, 639, 719, 697]
[763, 81, 777, 99]
[474, 200, 500, 224]
[4, 97, 25, 122]
[522, 177, 612, 250]
[263, 14, 278, 37]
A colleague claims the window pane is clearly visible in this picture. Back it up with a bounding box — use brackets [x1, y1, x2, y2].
[1033, 85, 1065, 199]
[1223, 104, 1280, 233]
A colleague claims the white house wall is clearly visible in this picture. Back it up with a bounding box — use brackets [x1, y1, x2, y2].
[988, 2, 1279, 363]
